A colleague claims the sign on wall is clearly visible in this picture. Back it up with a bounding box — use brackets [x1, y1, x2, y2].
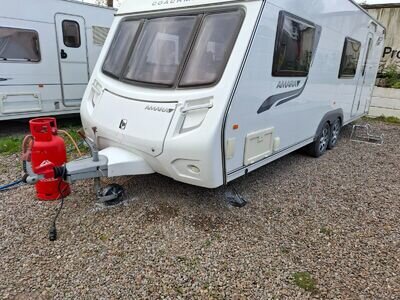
[366, 6, 400, 73]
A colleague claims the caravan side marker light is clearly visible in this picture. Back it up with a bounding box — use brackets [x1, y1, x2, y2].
[233, 124, 239, 130]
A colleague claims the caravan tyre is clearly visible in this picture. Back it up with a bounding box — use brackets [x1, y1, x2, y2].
[306, 122, 331, 158]
[328, 118, 341, 150]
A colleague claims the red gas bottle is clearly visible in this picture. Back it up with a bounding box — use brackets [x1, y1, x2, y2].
[29, 118, 71, 201]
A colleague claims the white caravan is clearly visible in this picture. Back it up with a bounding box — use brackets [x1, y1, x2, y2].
[0, 0, 115, 121]
[79, 0, 385, 189]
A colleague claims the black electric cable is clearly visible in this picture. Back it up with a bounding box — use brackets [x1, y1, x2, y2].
[49, 166, 67, 242]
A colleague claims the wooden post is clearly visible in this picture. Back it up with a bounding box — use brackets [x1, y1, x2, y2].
[107, 0, 113, 7]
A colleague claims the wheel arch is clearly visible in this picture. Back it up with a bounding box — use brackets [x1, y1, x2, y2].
[314, 109, 344, 141]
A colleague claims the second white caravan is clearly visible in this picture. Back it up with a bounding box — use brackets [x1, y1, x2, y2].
[0, 0, 115, 121]
[78, 0, 385, 188]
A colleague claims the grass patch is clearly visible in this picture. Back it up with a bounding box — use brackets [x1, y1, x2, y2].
[280, 246, 291, 254]
[204, 239, 212, 247]
[373, 116, 400, 124]
[0, 136, 23, 155]
[176, 256, 200, 270]
[377, 65, 400, 89]
[292, 272, 317, 292]
[99, 233, 109, 242]
[60, 126, 89, 158]
[0, 125, 87, 157]
[363, 115, 400, 125]
[320, 227, 333, 236]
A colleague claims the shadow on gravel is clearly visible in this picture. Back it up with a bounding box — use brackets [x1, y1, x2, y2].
[112, 124, 369, 233]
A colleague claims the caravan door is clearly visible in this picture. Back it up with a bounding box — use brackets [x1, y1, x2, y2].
[352, 31, 375, 117]
[55, 14, 89, 107]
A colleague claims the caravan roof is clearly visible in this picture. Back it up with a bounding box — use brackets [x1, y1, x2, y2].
[117, 0, 385, 29]
[117, 0, 252, 15]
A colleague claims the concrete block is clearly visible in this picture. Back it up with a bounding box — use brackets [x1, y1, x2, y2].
[369, 106, 400, 118]
[371, 97, 400, 110]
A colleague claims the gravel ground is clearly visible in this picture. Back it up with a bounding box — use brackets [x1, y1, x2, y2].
[0, 121, 399, 299]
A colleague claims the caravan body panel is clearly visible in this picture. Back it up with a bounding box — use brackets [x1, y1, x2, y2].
[224, 0, 385, 179]
[81, 0, 384, 188]
[81, 0, 263, 187]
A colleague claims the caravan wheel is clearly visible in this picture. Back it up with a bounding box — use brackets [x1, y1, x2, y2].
[306, 122, 331, 158]
[328, 118, 341, 150]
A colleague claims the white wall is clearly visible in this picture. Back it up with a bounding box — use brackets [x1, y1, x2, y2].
[369, 87, 400, 117]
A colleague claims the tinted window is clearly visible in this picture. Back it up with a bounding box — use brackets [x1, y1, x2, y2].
[103, 20, 141, 78]
[0, 27, 40, 62]
[180, 11, 244, 87]
[102, 10, 244, 88]
[62, 20, 81, 48]
[273, 12, 316, 77]
[124, 16, 197, 86]
[339, 38, 361, 78]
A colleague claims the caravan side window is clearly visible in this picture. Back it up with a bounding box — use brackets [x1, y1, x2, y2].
[339, 38, 361, 78]
[272, 12, 316, 77]
[62, 20, 81, 48]
[0, 27, 41, 62]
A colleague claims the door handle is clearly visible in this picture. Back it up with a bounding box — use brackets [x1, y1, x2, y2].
[60, 49, 68, 59]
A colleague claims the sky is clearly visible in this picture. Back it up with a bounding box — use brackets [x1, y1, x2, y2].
[81, 0, 400, 7]
[357, 0, 400, 3]
[358, 0, 400, 2]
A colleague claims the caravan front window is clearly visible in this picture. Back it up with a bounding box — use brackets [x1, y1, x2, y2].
[124, 16, 198, 86]
[0, 27, 40, 62]
[102, 9, 244, 88]
[180, 11, 244, 87]
[103, 20, 141, 78]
